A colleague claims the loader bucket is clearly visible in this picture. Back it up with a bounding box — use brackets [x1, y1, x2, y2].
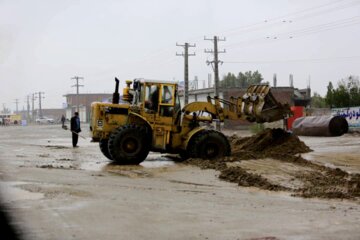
[242, 85, 292, 123]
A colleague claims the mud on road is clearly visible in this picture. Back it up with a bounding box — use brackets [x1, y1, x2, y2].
[186, 129, 360, 200]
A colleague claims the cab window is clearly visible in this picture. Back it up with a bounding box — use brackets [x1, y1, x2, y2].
[161, 85, 174, 105]
[145, 84, 159, 111]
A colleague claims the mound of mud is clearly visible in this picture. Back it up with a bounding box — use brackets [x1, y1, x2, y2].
[219, 166, 287, 191]
[186, 128, 360, 200]
[229, 128, 311, 159]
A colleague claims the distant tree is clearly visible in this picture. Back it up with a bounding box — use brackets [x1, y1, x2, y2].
[221, 70, 265, 88]
[220, 73, 237, 88]
[325, 81, 334, 107]
[325, 76, 360, 108]
[347, 76, 360, 106]
[311, 92, 327, 108]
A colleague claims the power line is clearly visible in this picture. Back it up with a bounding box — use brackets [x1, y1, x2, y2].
[225, 15, 360, 49]
[224, 55, 360, 64]
[215, 0, 354, 37]
[174, 0, 355, 44]
[81, 1, 360, 73]
[176, 42, 196, 105]
[278, 15, 360, 37]
[288, 1, 360, 22]
[222, 2, 360, 41]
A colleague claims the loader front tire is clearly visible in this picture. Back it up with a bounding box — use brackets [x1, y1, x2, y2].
[108, 124, 150, 165]
[99, 139, 113, 160]
[189, 130, 231, 159]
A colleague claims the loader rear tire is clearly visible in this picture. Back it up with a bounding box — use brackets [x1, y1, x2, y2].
[108, 124, 151, 165]
[189, 130, 231, 159]
[99, 139, 113, 160]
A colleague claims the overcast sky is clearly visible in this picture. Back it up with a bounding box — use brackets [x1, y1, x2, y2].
[1, 0, 360, 111]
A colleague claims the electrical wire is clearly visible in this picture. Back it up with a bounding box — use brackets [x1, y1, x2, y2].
[213, 0, 358, 37]
[225, 15, 360, 49]
[224, 55, 360, 64]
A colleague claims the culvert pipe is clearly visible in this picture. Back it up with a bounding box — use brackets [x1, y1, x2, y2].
[292, 115, 348, 137]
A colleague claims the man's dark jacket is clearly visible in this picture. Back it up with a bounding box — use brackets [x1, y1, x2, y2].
[70, 116, 81, 133]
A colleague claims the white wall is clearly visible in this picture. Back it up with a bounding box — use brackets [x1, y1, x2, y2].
[332, 107, 360, 129]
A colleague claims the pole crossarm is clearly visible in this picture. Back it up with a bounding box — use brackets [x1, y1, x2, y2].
[71, 76, 84, 113]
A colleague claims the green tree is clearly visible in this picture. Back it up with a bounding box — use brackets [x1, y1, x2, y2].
[325, 76, 360, 108]
[220, 72, 237, 88]
[333, 84, 350, 108]
[325, 81, 334, 107]
[347, 76, 360, 106]
[221, 70, 265, 88]
[311, 92, 327, 108]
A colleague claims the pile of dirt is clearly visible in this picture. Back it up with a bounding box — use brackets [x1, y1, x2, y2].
[229, 128, 311, 159]
[294, 167, 360, 199]
[185, 128, 360, 200]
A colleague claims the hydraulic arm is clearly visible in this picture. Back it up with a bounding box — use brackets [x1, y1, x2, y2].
[182, 85, 292, 124]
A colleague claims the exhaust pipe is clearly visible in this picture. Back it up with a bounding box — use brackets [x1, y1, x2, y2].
[112, 78, 120, 104]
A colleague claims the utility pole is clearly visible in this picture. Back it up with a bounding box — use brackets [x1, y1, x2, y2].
[205, 36, 226, 97]
[26, 95, 30, 122]
[35, 92, 45, 118]
[205, 36, 226, 130]
[31, 93, 37, 122]
[71, 76, 84, 113]
[176, 42, 196, 105]
[14, 99, 19, 114]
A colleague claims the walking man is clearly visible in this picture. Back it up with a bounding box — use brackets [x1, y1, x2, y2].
[70, 112, 81, 148]
[61, 114, 66, 127]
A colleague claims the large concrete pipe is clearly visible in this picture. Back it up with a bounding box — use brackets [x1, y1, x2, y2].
[292, 115, 348, 136]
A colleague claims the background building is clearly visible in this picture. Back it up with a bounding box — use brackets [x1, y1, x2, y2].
[63, 93, 112, 122]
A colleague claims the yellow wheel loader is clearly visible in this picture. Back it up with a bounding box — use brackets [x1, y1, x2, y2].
[90, 78, 292, 164]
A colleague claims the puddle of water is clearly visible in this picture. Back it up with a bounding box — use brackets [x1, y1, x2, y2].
[0, 181, 44, 202]
[140, 160, 175, 168]
[142, 153, 176, 168]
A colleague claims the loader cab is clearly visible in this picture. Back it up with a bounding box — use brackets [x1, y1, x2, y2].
[142, 81, 181, 150]
[143, 82, 180, 118]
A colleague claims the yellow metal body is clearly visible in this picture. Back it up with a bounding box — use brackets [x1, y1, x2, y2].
[90, 80, 292, 154]
[10, 114, 21, 124]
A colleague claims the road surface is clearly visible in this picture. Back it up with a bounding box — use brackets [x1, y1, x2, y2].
[0, 124, 359, 240]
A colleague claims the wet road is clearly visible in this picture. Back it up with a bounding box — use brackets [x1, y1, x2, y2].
[0, 124, 360, 240]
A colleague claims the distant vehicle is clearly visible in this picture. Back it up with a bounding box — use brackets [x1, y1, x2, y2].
[0, 114, 21, 125]
[36, 117, 55, 124]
